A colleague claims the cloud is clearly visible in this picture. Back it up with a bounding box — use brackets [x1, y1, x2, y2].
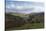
[6, 1, 44, 14]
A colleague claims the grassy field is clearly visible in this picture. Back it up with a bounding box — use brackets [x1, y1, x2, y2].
[6, 13, 44, 30]
[7, 23, 44, 30]
[11, 13, 29, 17]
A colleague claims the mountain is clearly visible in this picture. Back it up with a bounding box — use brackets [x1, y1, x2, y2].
[30, 12, 44, 16]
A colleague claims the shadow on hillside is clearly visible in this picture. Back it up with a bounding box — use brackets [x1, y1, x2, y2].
[5, 12, 44, 30]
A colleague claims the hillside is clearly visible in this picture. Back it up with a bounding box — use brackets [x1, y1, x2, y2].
[5, 12, 44, 30]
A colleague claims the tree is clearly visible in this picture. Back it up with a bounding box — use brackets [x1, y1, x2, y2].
[28, 15, 34, 23]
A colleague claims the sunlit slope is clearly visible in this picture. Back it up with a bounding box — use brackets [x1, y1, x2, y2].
[11, 13, 30, 17]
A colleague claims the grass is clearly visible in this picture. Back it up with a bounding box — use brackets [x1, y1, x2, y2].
[7, 23, 44, 30]
[11, 13, 29, 17]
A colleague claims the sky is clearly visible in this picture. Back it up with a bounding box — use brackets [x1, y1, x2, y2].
[6, 0, 44, 14]
[6, 0, 44, 2]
